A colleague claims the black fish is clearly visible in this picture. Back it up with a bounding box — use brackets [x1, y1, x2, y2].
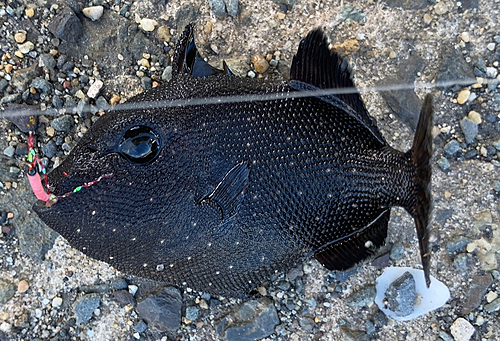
[33, 25, 433, 296]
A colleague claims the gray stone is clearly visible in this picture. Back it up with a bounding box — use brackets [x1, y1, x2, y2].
[112, 290, 135, 306]
[1, 93, 22, 104]
[453, 253, 469, 272]
[52, 115, 74, 132]
[0, 78, 9, 93]
[136, 287, 182, 335]
[437, 157, 450, 171]
[437, 46, 475, 92]
[30, 77, 53, 94]
[185, 305, 199, 321]
[224, 0, 238, 17]
[464, 149, 477, 159]
[298, 316, 315, 332]
[39, 53, 57, 75]
[11, 62, 43, 91]
[339, 5, 366, 22]
[95, 96, 110, 110]
[446, 236, 472, 254]
[208, 0, 226, 17]
[141, 77, 152, 90]
[48, 7, 84, 43]
[439, 331, 454, 341]
[134, 320, 147, 333]
[444, 139, 461, 157]
[111, 278, 128, 290]
[346, 285, 376, 308]
[384, 271, 417, 317]
[218, 298, 279, 341]
[389, 242, 405, 260]
[460, 117, 478, 144]
[0, 280, 16, 305]
[461, 274, 492, 314]
[73, 294, 100, 324]
[162, 66, 173, 82]
[484, 298, 500, 313]
[15, 143, 28, 156]
[52, 95, 63, 109]
[3, 146, 15, 158]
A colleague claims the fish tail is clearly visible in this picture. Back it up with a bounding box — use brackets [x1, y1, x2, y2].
[409, 94, 433, 287]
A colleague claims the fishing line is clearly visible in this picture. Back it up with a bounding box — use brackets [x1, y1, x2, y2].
[0, 77, 493, 119]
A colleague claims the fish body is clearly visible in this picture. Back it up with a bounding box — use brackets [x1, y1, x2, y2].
[33, 26, 433, 296]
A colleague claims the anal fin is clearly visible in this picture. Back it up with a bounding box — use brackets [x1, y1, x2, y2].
[315, 210, 390, 271]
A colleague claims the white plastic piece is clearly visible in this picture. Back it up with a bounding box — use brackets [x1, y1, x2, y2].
[375, 267, 450, 321]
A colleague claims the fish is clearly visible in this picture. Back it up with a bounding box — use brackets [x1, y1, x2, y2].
[33, 25, 433, 297]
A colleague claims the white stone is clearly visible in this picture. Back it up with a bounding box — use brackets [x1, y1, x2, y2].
[487, 43, 496, 51]
[52, 296, 63, 308]
[87, 79, 103, 99]
[450, 317, 475, 341]
[140, 18, 157, 32]
[486, 67, 498, 78]
[18, 41, 34, 54]
[375, 267, 450, 321]
[82, 6, 104, 21]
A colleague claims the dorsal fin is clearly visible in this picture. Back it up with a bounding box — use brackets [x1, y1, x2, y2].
[290, 28, 385, 143]
[173, 24, 234, 77]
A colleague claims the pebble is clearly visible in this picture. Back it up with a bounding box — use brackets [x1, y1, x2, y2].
[332, 39, 360, 55]
[74, 294, 100, 324]
[185, 305, 199, 321]
[457, 89, 470, 104]
[140, 18, 157, 32]
[460, 32, 470, 43]
[384, 272, 417, 317]
[484, 298, 500, 313]
[450, 317, 475, 341]
[208, 0, 228, 18]
[46, 126, 55, 137]
[3, 146, 15, 158]
[87, 79, 103, 99]
[82, 6, 104, 21]
[485, 291, 497, 303]
[389, 242, 405, 260]
[18, 42, 34, 54]
[467, 111, 481, 124]
[434, 2, 448, 15]
[346, 286, 376, 307]
[162, 66, 173, 82]
[134, 320, 147, 333]
[486, 43, 496, 51]
[14, 32, 26, 44]
[0, 280, 16, 305]
[437, 157, 451, 171]
[112, 290, 135, 306]
[41, 141, 58, 158]
[252, 54, 269, 73]
[157, 25, 171, 42]
[48, 7, 84, 43]
[460, 117, 478, 144]
[17, 280, 29, 293]
[52, 296, 63, 308]
[52, 115, 74, 132]
[423, 13, 432, 25]
[485, 67, 498, 78]
[136, 287, 182, 334]
[444, 139, 461, 157]
[25, 7, 34, 17]
[217, 298, 279, 341]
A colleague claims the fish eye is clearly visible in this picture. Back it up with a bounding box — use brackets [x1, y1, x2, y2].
[117, 125, 161, 164]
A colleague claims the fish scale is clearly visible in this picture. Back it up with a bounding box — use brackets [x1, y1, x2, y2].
[33, 26, 433, 296]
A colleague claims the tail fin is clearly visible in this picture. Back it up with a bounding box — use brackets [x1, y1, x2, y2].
[410, 94, 433, 287]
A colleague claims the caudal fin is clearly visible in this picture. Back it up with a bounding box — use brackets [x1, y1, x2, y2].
[410, 94, 433, 287]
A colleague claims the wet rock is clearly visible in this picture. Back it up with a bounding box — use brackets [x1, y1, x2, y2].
[383, 272, 416, 317]
[52, 115, 74, 132]
[73, 294, 100, 324]
[346, 285, 376, 308]
[460, 117, 478, 144]
[444, 139, 461, 157]
[437, 46, 475, 92]
[136, 287, 182, 335]
[0, 280, 16, 305]
[112, 290, 135, 306]
[450, 317, 475, 341]
[162, 66, 173, 82]
[380, 54, 425, 130]
[460, 274, 492, 314]
[217, 297, 279, 341]
[141, 77, 152, 90]
[48, 7, 84, 43]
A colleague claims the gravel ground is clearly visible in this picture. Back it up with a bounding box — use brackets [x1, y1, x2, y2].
[0, 0, 499, 340]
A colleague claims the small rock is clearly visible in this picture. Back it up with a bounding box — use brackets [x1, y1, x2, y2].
[52, 115, 74, 132]
[208, 0, 227, 18]
[444, 139, 461, 157]
[82, 6, 104, 21]
[74, 294, 100, 324]
[457, 89, 470, 104]
[423, 13, 432, 24]
[140, 18, 157, 32]
[18, 42, 34, 54]
[136, 287, 182, 335]
[461, 274, 492, 314]
[41, 140, 58, 158]
[389, 242, 405, 260]
[134, 320, 147, 333]
[162, 66, 173, 82]
[332, 39, 360, 55]
[87, 79, 103, 99]
[485, 67, 498, 78]
[460, 117, 478, 144]
[346, 286, 376, 308]
[484, 298, 500, 313]
[339, 4, 365, 22]
[0, 280, 16, 305]
[157, 25, 171, 42]
[224, 0, 238, 17]
[15, 32, 27, 43]
[48, 7, 84, 43]
[460, 32, 470, 43]
[3, 146, 15, 158]
[450, 317, 475, 341]
[437, 157, 451, 171]
[25, 7, 34, 17]
[383, 272, 417, 317]
[17, 280, 29, 293]
[486, 43, 496, 51]
[467, 111, 481, 124]
[434, 2, 448, 15]
[252, 54, 269, 73]
[485, 291, 498, 303]
[52, 296, 63, 308]
[185, 305, 199, 321]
